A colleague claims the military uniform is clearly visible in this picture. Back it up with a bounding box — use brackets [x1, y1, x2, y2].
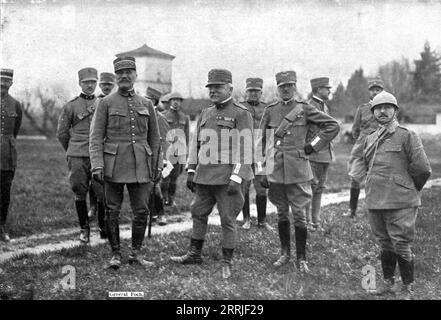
[89, 56, 160, 263]
[0, 68, 22, 241]
[160, 92, 189, 207]
[171, 69, 253, 278]
[363, 91, 431, 296]
[240, 77, 269, 228]
[146, 86, 170, 225]
[305, 77, 335, 229]
[56, 67, 99, 242]
[257, 71, 339, 268]
[346, 79, 383, 217]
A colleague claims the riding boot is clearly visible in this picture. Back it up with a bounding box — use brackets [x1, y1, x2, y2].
[273, 221, 291, 267]
[170, 238, 204, 264]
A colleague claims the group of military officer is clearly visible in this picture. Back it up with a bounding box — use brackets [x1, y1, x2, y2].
[0, 60, 432, 298]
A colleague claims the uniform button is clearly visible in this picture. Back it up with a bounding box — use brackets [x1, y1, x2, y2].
[131, 118, 135, 121]
[131, 126, 135, 128]
[132, 141, 135, 143]
[130, 110, 133, 113]
[132, 133, 135, 136]
[276, 140, 281, 146]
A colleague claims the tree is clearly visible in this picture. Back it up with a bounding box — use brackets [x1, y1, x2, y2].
[378, 58, 414, 103]
[328, 82, 351, 118]
[413, 41, 441, 101]
[345, 67, 369, 108]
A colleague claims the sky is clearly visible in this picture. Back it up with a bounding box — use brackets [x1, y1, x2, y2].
[1, 0, 441, 99]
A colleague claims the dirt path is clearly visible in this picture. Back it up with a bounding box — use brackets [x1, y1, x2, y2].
[1, 178, 440, 264]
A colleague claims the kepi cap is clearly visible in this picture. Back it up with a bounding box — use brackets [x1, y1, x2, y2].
[206, 69, 232, 87]
[310, 77, 332, 90]
[246, 78, 263, 90]
[0, 68, 13, 80]
[113, 56, 136, 73]
[161, 93, 171, 103]
[276, 71, 297, 86]
[368, 78, 384, 90]
[146, 87, 162, 101]
[78, 67, 98, 82]
[99, 72, 115, 84]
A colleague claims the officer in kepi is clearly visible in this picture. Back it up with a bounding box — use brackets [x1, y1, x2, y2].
[305, 77, 337, 232]
[363, 91, 431, 299]
[256, 70, 339, 272]
[0, 68, 23, 242]
[161, 91, 189, 213]
[171, 69, 254, 279]
[97, 72, 116, 98]
[57, 67, 100, 243]
[240, 77, 273, 231]
[89, 56, 160, 269]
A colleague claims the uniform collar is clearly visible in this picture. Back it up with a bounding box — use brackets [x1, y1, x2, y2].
[380, 118, 399, 133]
[246, 100, 260, 106]
[80, 92, 95, 100]
[280, 96, 295, 105]
[215, 96, 232, 109]
[118, 88, 135, 97]
[312, 95, 324, 104]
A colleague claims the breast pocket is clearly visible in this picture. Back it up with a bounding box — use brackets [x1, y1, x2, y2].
[378, 143, 402, 162]
[108, 109, 127, 130]
[3, 112, 18, 133]
[136, 107, 150, 133]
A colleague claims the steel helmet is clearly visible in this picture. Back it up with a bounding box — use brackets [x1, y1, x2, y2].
[168, 92, 184, 100]
[370, 91, 399, 110]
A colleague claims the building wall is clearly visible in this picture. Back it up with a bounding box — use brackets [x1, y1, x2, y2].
[134, 56, 172, 95]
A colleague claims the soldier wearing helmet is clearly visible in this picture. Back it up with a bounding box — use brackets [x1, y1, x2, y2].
[363, 91, 431, 299]
[160, 91, 189, 213]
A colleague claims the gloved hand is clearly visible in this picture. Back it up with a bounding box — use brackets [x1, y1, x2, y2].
[260, 176, 269, 189]
[227, 180, 241, 195]
[187, 172, 195, 192]
[92, 168, 104, 184]
[304, 144, 315, 155]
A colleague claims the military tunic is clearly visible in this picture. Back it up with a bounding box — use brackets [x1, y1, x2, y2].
[187, 98, 254, 249]
[1, 93, 22, 226]
[257, 97, 340, 227]
[304, 96, 336, 225]
[160, 108, 189, 204]
[363, 123, 431, 261]
[57, 93, 97, 201]
[89, 89, 160, 253]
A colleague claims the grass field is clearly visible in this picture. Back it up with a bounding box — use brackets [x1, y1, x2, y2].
[6, 136, 441, 237]
[1, 186, 440, 300]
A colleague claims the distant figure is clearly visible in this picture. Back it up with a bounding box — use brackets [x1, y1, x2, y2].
[146, 86, 170, 226]
[159, 93, 171, 112]
[56, 67, 100, 243]
[161, 92, 189, 214]
[305, 77, 337, 232]
[345, 78, 383, 218]
[240, 77, 272, 231]
[0, 68, 23, 242]
[363, 91, 431, 299]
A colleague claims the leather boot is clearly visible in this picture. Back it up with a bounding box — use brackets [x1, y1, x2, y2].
[295, 226, 309, 272]
[397, 255, 415, 300]
[97, 201, 107, 239]
[75, 200, 89, 243]
[132, 211, 148, 251]
[170, 238, 204, 264]
[222, 248, 234, 279]
[344, 188, 360, 217]
[129, 248, 155, 267]
[106, 213, 120, 254]
[273, 221, 291, 267]
[242, 191, 251, 229]
[371, 250, 397, 295]
[256, 195, 267, 224]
